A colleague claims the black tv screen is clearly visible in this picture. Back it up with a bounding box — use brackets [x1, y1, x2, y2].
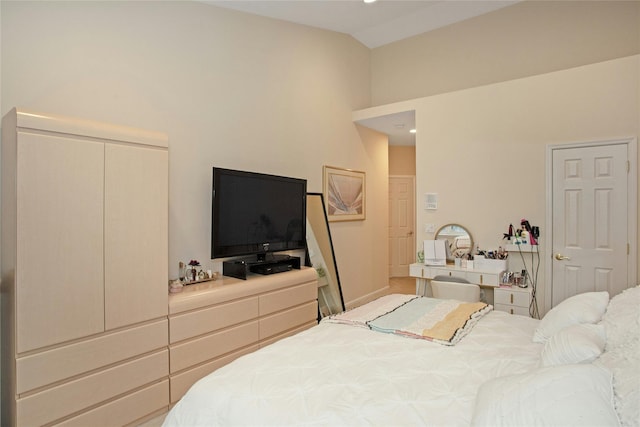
[211, 167, 307, 259]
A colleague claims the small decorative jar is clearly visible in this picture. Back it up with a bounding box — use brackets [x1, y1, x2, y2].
[169, 279, 183, 293]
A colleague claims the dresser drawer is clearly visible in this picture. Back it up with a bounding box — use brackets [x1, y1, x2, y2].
[260, 321, 316, 348]
[420, 265, 502, 287]
[17, 350, 168, 427]
[465, 272, 500, 286]
[170, 321, 259, 373]
[428, 267, 467, 281]
[494, 287, 530, 308]
[259, 281, 317, 316]
[54, 380, 168, 427]
[409, 264, 424, 278]
[170, 345, 258, 404]
[495, 303, 530, 316]
[17, 319, 167, 394]
[259, 301, 318, 340]
[170, 297, 258, 343]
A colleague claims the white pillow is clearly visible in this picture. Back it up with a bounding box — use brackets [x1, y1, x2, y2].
[471, 364, 620, 427]
[599, 285, 640, 351]
[595, 286, 640, 426]
[595, 338, 640, 427]
[540, 323, 606, 367]
[533, 291, 609, 343]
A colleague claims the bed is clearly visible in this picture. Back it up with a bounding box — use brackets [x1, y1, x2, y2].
[163, 286, 639, 426]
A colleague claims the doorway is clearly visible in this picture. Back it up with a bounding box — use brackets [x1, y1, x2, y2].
[546, 138, 637, 310]
[389, 175, 416, 277]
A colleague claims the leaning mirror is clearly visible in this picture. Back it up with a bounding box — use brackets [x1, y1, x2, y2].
[305, 193, 345, 319]
[435, 224, 473, 260]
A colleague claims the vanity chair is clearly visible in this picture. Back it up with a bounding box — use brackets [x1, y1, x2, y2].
[430, 276, 481, 303]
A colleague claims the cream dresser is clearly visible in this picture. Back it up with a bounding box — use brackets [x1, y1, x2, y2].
[1, 109, 169, 426]
[168, 268, 318, 403]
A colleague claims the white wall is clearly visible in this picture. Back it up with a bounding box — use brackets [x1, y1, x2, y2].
[372, 1, 639, 105]
[414, 56, 639, 313]
[0, 1, 388, 304]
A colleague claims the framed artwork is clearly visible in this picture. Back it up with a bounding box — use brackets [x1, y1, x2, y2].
[323, 165, 365, 222]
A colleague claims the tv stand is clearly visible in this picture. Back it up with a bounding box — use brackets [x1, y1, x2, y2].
[223, 254, 301, 280]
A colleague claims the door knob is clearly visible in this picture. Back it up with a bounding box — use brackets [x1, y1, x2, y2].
[407, 231, 414, 236]
[555, 253, 571, 261]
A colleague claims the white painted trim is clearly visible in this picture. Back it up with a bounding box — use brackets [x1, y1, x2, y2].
[345, 286, 390, 310]
[545, 137, 637, 314]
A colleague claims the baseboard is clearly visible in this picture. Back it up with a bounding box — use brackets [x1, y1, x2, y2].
[345, 286, 390, 310]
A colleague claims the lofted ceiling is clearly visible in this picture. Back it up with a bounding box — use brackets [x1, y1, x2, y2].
[355, 110, 416, 146]
[203, 0, 519, 145]
[205, 0, 518, 49]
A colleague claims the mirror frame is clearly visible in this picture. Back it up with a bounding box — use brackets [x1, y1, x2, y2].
[305, 193, 345, 319]
[435, 223, 474, 260]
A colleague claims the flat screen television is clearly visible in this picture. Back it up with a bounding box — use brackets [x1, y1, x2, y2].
[211, 167, 307, 260]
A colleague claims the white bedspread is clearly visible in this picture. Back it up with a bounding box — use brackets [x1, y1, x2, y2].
[163, 309, 541, 426]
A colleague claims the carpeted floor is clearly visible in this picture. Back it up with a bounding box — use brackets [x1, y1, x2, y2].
[388, 276, 417, 295]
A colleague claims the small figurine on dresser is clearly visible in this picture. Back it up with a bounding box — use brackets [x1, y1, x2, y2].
[188, 259, 201, 281]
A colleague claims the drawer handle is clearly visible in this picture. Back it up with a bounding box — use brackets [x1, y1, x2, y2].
[510, 308, 514, 314]
[449, 272, 452, 276]
[510, 294, 514, 304]
[480, 274, 483, 284]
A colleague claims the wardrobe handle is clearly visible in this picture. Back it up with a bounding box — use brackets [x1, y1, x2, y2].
[510, 294, 514, 304]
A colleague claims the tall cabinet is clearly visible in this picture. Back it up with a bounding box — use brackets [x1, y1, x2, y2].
[1, 109, 169, 426]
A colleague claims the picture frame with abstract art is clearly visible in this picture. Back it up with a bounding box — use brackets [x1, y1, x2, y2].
[323, 165, 365, 222]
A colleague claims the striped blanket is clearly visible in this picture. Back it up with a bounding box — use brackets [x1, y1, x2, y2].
[323, 294, 492, 346]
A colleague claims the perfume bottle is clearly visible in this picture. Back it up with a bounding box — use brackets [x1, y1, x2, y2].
[179, 261, 186, 282]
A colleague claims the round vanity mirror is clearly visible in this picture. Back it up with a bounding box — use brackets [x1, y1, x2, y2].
[435, 224, 473, 259]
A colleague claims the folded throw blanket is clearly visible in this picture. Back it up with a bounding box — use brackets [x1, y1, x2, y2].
[323, 294, 492, 346]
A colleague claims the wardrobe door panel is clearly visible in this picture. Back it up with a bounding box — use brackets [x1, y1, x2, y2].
[16, 132, 104, 353]
[104, 144, 168, 329]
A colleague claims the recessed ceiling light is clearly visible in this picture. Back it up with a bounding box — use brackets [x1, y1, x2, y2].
[364, 0, 377, 3]
[410, 129, 417, 134]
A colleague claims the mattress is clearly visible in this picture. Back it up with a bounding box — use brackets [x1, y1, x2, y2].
[164, 309, 541, 426]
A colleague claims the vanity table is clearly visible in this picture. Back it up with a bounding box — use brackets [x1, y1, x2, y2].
[409, 263, 532, 316]
[412, 223, 533, 317]
[410, 263, 503, 293]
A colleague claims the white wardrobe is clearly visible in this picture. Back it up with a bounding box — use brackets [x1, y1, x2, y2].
[1, 109, 169, 426]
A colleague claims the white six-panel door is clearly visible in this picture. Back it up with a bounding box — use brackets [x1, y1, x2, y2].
[550, 142, 630, 307]
[389, 176, 415, 277]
